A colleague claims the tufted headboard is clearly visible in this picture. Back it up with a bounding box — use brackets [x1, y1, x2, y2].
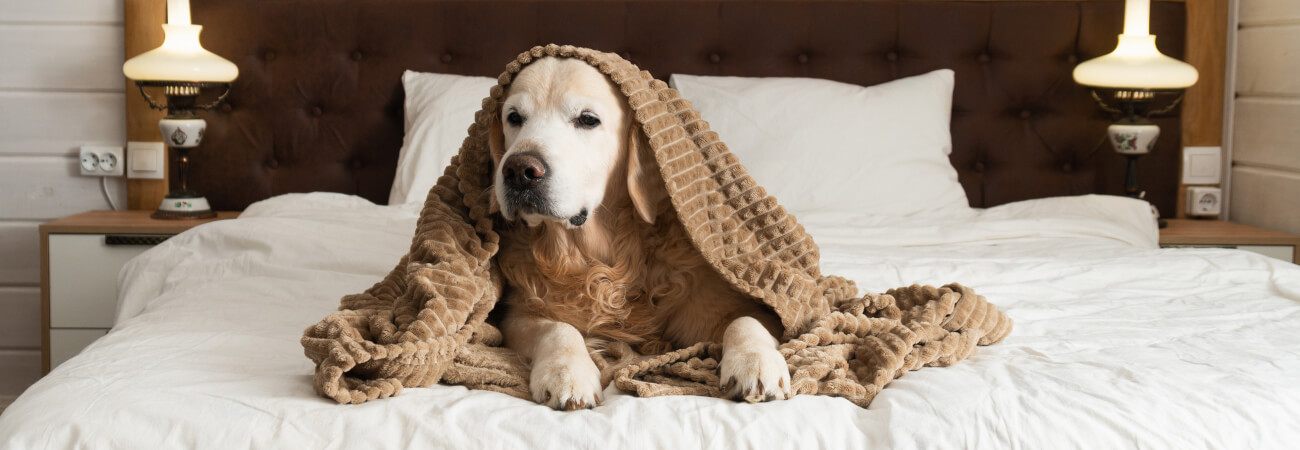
[158, 0, 1188, 214]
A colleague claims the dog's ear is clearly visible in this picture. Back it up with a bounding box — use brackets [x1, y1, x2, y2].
[487, 187, 501, 215]
[626, 124, 665, 224]
[487, 112, 504, 215]
[488, 110, 506, 170]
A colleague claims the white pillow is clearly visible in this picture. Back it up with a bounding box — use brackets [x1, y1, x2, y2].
[669, 70, 971, 217]
[388, 71, 497, 205]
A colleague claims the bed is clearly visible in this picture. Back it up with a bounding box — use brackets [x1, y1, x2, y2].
[4, 194, 1299, 448]
[6, 0, 1300, 448]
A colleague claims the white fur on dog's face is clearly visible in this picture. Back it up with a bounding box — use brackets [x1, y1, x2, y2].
[496, 58, 628, 228]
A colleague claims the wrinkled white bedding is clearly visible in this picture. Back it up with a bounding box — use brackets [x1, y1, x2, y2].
[3, 193, 1298, 449]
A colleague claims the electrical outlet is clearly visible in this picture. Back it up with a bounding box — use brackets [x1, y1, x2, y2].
[1186, 186, 1222, 217]
[127, 141, 165, 179]
[79, 150, 99, 174]
[98, 149, 123, 176]
[81, 146, 124, 177]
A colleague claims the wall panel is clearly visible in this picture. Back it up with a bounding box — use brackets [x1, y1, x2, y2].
[0, 157, 122, 220]
[0, 287, 41, 348]
[0, 92, 125, 156]
[1235, 26, 1300, 96]
[0, 351, 42, 403]
[0, 0, 128, 411]
[0, 0, 124, 24]
[0, 223, 40, 285]
[1238, 0, 1300, 26]
[1230, 167, 1300, 235]
[0, 24, 125, 91]
[1233, 98, 1300, 172]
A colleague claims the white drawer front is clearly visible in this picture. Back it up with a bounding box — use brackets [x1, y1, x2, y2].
[1238, 245, 1295, 263]
[1162, 244, 1295, 263]
[50, 328, 109, 370]
[49, 234, 153, 328]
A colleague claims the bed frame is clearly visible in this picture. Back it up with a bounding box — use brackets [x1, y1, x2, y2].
[123, 0, 1224, 218]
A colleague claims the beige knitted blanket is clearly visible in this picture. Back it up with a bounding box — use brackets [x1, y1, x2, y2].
[301, 45, 1012, 407]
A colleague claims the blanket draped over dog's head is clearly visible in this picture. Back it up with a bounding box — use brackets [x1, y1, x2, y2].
[301, 45, 1012, 406]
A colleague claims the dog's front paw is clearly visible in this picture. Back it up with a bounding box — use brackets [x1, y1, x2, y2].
[530, 354, 603, 411]
[720, 343, 791, 403]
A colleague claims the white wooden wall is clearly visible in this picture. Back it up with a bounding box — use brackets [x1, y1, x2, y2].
[0, 0, 127, 411]
[1230, 0, 1300, 234]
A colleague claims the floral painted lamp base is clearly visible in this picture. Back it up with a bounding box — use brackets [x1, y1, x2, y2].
[154, 191, 216, 219]
[151, 116, 216, 220]
[1107, 120, 1160, 199]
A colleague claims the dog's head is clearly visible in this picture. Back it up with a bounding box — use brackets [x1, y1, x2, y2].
[490, 57, 662, 228]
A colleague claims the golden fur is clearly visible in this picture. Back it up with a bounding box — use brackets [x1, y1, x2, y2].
[491, 57, 786, 409]
[496, 128, 731, 353]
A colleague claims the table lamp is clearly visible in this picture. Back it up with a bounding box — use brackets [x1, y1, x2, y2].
[1073, 0, 1197, 205]
[122, 0, 238, 219]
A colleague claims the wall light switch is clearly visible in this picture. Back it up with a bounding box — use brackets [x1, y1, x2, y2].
[1182, 146, 1221, 185]
[127, 141, 165, 180]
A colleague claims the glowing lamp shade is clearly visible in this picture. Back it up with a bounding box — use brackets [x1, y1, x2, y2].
[122, 24, 238, 82]
[1072, 0, 1198, 89]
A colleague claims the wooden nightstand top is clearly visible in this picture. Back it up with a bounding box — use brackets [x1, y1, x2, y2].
[1160, 219, 1300, 247]
[40, 210, 240, 235]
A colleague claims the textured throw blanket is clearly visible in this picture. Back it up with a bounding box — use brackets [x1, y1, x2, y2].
[302, 45, 1012, 407]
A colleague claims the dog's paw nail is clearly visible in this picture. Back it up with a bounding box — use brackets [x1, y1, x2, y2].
[720, 344, 790, 403]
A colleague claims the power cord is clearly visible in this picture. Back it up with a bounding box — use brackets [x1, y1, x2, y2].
[100, 176, 119, 211]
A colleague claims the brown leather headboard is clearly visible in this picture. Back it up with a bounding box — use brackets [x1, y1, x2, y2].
[185, 0, 1186, 214]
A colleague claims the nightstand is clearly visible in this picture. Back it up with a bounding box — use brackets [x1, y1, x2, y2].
[39, 210, 238, 373]
[1160, 219, 1300, 264]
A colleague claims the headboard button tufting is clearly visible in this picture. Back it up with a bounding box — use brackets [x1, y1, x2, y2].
[1061, 163, 1074, 173]
[170, 0, 1188, 214]
[351, 159, 365, 169]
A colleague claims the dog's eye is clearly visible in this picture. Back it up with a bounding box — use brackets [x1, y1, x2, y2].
[506, 111, 524, 127]
[575, 112, 601, 129]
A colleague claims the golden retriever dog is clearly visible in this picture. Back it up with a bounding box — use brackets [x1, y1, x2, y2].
[490, 57, 791, 410]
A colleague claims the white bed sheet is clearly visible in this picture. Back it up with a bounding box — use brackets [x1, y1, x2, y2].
[3, 193, 1299, 449]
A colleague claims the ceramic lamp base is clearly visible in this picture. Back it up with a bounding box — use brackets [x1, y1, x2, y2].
[1107, 122, 1159, 155]
[152, 193, 215, 220]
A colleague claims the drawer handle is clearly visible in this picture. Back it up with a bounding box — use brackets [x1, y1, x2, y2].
[105, 235, 171, 246]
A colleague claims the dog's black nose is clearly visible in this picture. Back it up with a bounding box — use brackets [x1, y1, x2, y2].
[502, 153, 548, 190]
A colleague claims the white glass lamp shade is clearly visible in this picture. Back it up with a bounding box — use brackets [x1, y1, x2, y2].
[1073, 35, 1198, 89]
[1072, 0, 1197, 89]
[123, 24, 238, 82]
